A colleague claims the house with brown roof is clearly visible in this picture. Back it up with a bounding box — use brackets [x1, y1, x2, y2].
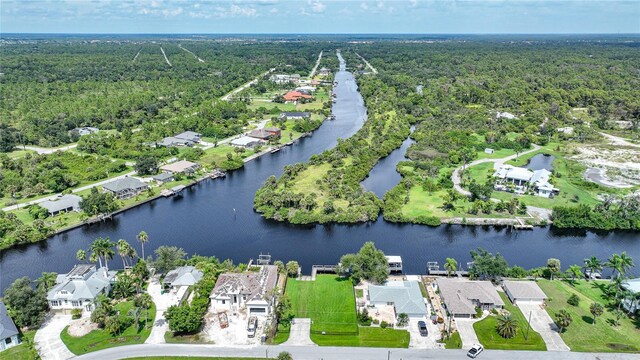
[282, 91, 312, 103]
[436, 278, 505, 318]
[248, 128, 281, 140]
[210, 265, 278, 316]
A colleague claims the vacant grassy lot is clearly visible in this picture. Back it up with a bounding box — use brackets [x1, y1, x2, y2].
[61, 300, 156, 355]
[310, 326, 410, 347]
[538, 279, 640, 353]
[473, 292, 546, 351]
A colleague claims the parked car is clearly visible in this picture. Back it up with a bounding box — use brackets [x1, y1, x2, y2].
[247, 316, 258, 338]
[467, 344, 484, 358]
[418, 321, 428, 336]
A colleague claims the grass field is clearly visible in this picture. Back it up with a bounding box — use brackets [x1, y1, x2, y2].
[443, 331, 462, 349]
[1, 330, 36, 360]
[538, 279, 640, 353]
[473, 292, 546, 351]
[61, 300, 156, 355]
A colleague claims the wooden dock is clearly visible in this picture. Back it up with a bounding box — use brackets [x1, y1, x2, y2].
[310, 264, 338, 280]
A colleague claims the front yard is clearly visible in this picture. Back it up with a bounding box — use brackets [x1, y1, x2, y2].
[2, 330, 36, 360]
[538, 279, 640, 353]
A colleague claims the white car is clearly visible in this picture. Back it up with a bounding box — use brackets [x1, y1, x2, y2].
[467, 344, 484, 358]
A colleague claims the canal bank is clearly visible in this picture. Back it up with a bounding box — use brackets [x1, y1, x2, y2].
[1, 53, 639, 293]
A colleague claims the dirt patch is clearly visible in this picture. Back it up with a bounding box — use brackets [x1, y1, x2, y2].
[571, 145, 640, 187]
[67, 316, 99, 337]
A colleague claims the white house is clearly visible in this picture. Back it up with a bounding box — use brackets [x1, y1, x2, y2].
[210, 265, 278, 316]
[367, 281, 427, 319]
[385, 256, 403, 273]
[230, 136, 265, 148]
[0, 302, 20, 352]
[47, 264, 116, 313]
[621, 278, 640, 314]
[493, 164, 558, 198]
[39, 194, 82, 216]
[502, 280, 547, 305]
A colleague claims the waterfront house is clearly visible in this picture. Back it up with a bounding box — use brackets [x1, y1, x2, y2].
[271, 74, 291, 84]
[436, 278, 504, 318]
[282, 91, 312, 103]
[160, 160, 201, 175]
[0, 302, 20, 352]
[70, 127, 99, 137]
[47, 264, 116, 313]
[621, 278, 640, 313]
[163, 266, 203, 289]
[318, 67, 331, 76]
[278, 112, 311, 121]
[210, 265, 278, 316]
[367, 281, 427, 319]
[295, 86, 317, 93]
[102, 177, 149, 199]
[231, 136, 265, 148]
[174, 131, 201, 143]
[158, 136, 194, 147]
[248, 128, 281, 141]
[502, 280, 546, 305]
[493, 164, 558, 197]
[152, 172, 174, 184]
[40, 194, 82, 216]
[386, 256, 403, 273]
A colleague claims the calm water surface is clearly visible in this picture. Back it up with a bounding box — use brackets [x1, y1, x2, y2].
[1, 56, 638, 292]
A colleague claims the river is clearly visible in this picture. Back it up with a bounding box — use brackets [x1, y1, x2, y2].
[1, 54, 639, 292]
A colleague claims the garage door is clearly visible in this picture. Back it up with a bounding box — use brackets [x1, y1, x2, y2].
[249, 307, 266, 313]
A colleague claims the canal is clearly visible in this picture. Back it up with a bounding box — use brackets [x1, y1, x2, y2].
[1, 54, 639, 292]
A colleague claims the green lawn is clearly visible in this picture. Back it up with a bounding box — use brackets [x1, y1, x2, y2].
[1, 330, 37, 360]
[473, 292, 546, 351]
[443, 331, 462, 349]
[538, 279, 640, 353]
[61, 300, 156, 355]
[310, 326, 410, 347]
[164, 331, 212, 344]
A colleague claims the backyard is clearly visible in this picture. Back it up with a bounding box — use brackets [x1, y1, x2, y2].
[538, 279, 640, 353]
[473, 292, 546, 351]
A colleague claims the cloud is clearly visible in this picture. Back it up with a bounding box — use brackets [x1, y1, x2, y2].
[230, 4, 257, 17]
[309, 0, 326, 13]
[360, 2, 368, 11]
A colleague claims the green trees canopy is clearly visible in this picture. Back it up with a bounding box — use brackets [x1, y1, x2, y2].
[339, 241, 389, 284]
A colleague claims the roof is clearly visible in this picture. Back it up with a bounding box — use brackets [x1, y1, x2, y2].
[530, 169, 552, 185]
[163, 266, 204, 287]
[231, 136, 264, 147]
[152, 172, 174, 181]
[283, 91, 312, 101]
[174, 131, 201, 142]
[386, 256, 402, 264]
[40, 194, 82, 213]
[102, 177, 148, 193]
[503, 281, 547, 300]
[506, 167, 533, 182]
[368, 281, 426, 316]
[280, 111, 311, 118]
[248, 129, 274, 139]
[160, 160, 200, 173]
[263, 127, 281, 133]
[0, 301, 19, 340]
[211, 265, 278, 303]
[159, 137, 192, 147]
[436, 278, 505, 315]
[622, 278, 640, 293]
[47, 265, 116, 302]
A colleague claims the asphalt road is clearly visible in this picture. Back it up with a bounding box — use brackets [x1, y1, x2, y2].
[73, 344, 640, 360]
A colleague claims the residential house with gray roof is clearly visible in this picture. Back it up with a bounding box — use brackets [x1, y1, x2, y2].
[163, 266, 204, 289]
[39, 194, 82, 216]
[278, 111, 311, 120]
[0, 301, 20, 352]
[174, 131, 201, 143]
[502, 280, 547, 305]
[102, 177, 149, 199]
[210, 265, 278, 316]
[368, 281, 427, 318]
[436, 278, 504, 318]
[47, 264, 116, 313]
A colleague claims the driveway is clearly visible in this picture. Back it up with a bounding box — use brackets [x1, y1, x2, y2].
[517, 303, 570, 351]
[145, 276, 181, 344]
[454, 318, 480, 349]
[34, 314, 75, 360]
[407, 317, 442, 349]
[282, 318, 315, 346]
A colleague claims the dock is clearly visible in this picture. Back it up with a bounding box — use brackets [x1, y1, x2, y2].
[514, 218, 534, 230]
[426, 261, 472, 277]
[210, 169, 226, 179]
[309, 264, 338, 281]
[386, 255, 403, 273]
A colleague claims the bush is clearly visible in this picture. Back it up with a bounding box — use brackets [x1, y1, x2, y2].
[380, 321, 388, 329]
[372, 319, 380, 325]
[71, 308, 82, 320]
[567, 294, 580, 306]
[474, 306, 483, 318]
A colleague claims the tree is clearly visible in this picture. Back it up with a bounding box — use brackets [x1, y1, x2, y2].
[112, 274, 136, 299]
[611, 309, 625, 327]
[589, 302, 604, 325]
[134, 292, 153, 329]
[28, 205, 49, 220]
[555, 310, 572, 333]
[606, 252, 633, 279]
[285, 261, 300, 278]
[396, 313, 409, 327]
[137, 231, 149, 260]
[36, 272, 57, 292]
[567, 265, 583, 285]
[339, 242, 389, 284]
[444, 258, 457, 278]
[274, 260, 285, 274]
[546, 258, 561, 280]
[469, 248, 508, 280]
[105, 315, 123, 336]
[76, 249, 87, 262]
[583, 256, 602, 281]
[154, 245, 186, 273]
[496, 313, 518, 339]
[80, 187, 119, 216]
[117, 239, 132, 269]
[3, 277, 49, 328]
[567, 294, 580, 306]
[277, 352, 293, 360]
[134, 155, 158, 175]
[89, 237, 115, 270]
[165, 304, 202, 334]
[274, 293, 292, 326]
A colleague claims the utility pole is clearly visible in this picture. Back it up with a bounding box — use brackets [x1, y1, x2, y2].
[524, 311, 532, 340]
[387, 350, 390, 360]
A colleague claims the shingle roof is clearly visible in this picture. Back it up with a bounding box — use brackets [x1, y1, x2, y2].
[368, 281, 426, 317]
[160, 160, 200, 174]
[40, 194, 82, 213]
[0, 301, 19, 340]
[102, 177, 147, 193]
[174, 131, 201, 142]
[152, 172, 174, 181]
[503, 281, 547, 300]
[211, 265, 278, 303]
[436, 278, 505, 315]
[163, 266, 204, 287]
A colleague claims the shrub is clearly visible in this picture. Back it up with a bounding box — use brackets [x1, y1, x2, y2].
[474, 306, 483, 318]
[567, 294, 580, 306]
[372, 319, 380, 325]
[71, 308, 82, 320]
[380, 321, 388, 329]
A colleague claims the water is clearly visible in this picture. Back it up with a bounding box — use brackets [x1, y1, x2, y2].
[1, 56, 639, 293]
[525, 154, 555, 171]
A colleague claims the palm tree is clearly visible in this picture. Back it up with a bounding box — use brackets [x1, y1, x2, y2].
[583, 256, 602, 281]
[590, 302, 604, 325]
[37, 272, 57, 292]
[496, 313, 518, 339]
[90, 237, 116, 271]
[606, 253, 624, 279]
[134, 293, 153, 329]
[554, 309, 572, 333]
[618, 252, 634, 278]
[567, 265, 583, 285]
[117, 239, 132, 269]
[137, 231, 149, 260]
[444, 258, 458, 278]
[609, 275, 624, 304]
[76, 249, 87, 263]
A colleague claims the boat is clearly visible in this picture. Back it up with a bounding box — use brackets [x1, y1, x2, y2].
[270, 147, 281, 154]
[285, 141, 294, 146]
[210, 169, 226, 179]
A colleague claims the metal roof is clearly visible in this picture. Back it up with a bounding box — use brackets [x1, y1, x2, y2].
[163, 266, 204, 287]
[0, 301, 19, 340]
[47, 266, 116, 302]
[368, 281, 426, 317]
[102, 177, 147, 193]
[39, 194, 82, 213]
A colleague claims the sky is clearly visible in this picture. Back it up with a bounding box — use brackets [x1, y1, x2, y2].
[1, 0, 639, 34]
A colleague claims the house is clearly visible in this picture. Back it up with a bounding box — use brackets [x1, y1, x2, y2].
[158, 137, 193, 147]
[271, 74, 291, 84]
[621, 278, 640, 314]
[502, 280, 547, 305]
[174, 131, 201, 143]
[493, 164, 559, 197]
[295, 86, 317, 93]
[290, 74, 301, 82]
[102, 177, 149, 199]
[152, 172, 174, 184]
[248, 128, 281, 141]
[210, 265, 279, 316]
[231, 136, 265, 148]
[319, 67, 331, 76]
[386, 256, 403, 273]
[484, 148, 494, 155]
[163, 266, 203, 289]
[367, 281, 427, 318]
[436, 278, 505, 318]
[0, 302, 20, 352]
[47, 264, 116, 313]
[160, 160, 201, 175]
[39, 194, 82, 216]
[71, 127, 99, 136]
[279, 112, 311, 121]
[282, 91, 312, 103]
[496, 111, 517, 120]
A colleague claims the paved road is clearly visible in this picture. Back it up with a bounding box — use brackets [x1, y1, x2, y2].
[72, 343, 639, 360]
[282, 318, 315, 346]
[35, 315, 75, 360]
[517, 303, 570, 352]
[355, 52, 378, 74]
[309, 51, 323, 78]
[222, 68, 276, 101]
